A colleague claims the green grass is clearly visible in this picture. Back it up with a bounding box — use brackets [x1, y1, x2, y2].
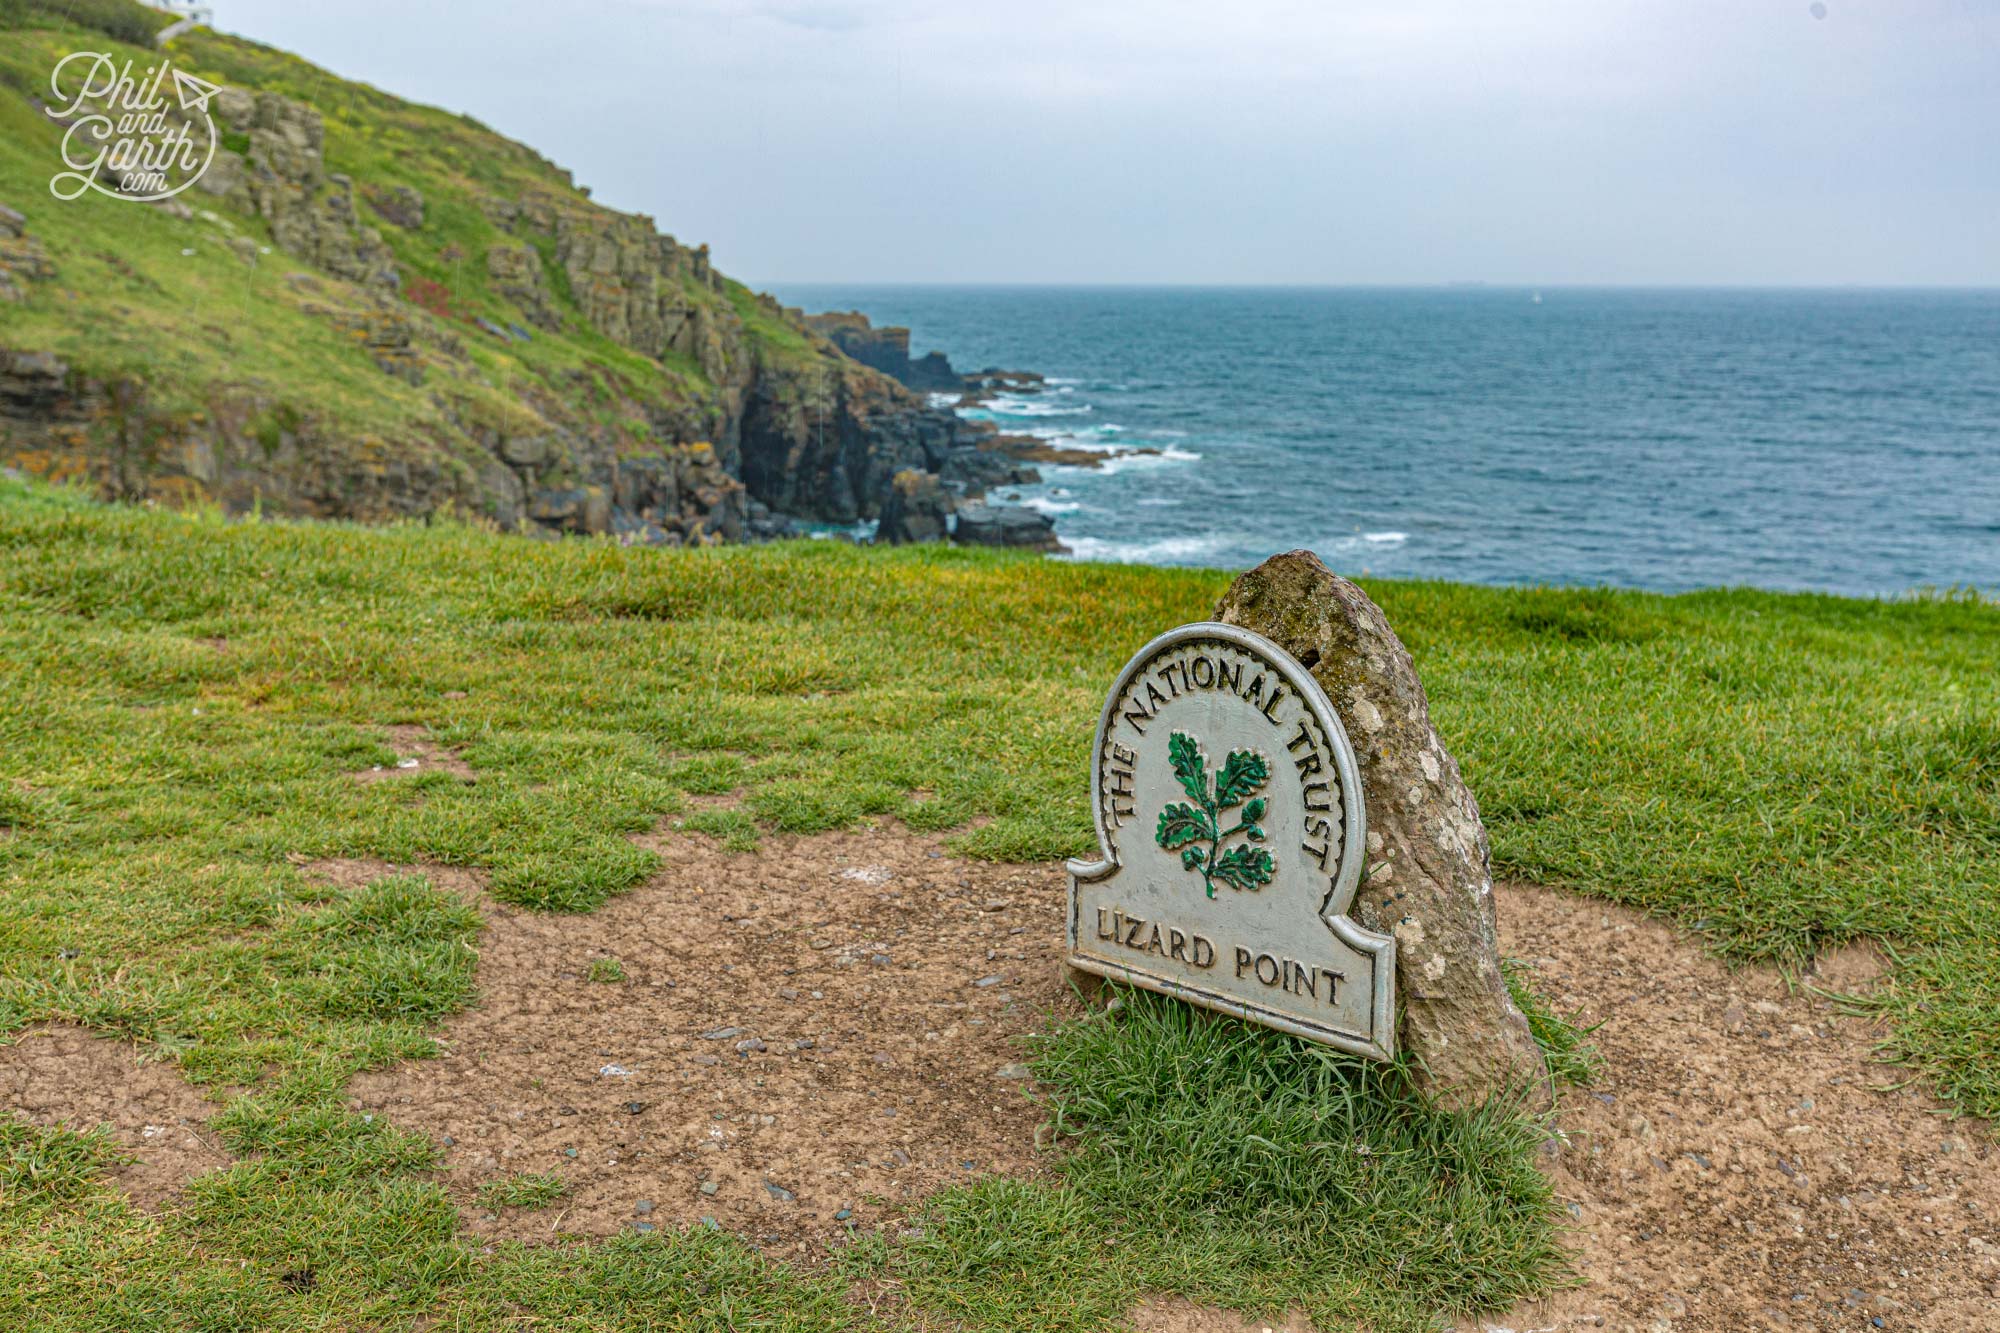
[0, 8, 829, 510]
[1503, 960, 1601, 1088]
[0, 475, 1995, 1329]
[477, 1172, 568, 1212]
[912, 988, 1565, 1331]
[0, 0, 165, 47]
[1, 1116, 129, 1206]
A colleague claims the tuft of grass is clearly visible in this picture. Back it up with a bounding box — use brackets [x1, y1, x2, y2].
[584, 957, 625, 985]
[282, 875, 482, 1024]
[896, 988, 1565, 1333]
[0, 1116, 127, 1206]
[679, 806, 762, 852]
[477, 1172, 567, 1211]
[493, 1227, 865, 1331]
[1504, 959, 1602, 1087]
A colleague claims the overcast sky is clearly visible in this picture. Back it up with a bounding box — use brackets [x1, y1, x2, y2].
[212, 1, 1998, 286]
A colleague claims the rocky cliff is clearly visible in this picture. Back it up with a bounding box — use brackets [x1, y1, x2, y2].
[0, 7, 1056, 549]
[798, 311, 963, 391]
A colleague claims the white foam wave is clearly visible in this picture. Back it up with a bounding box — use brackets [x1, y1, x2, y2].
[1018, 496, 1083, 515]
[986, 394, 1092, 418]
[1021, 421, 1123, 439]
[1017, 428, 1135, 457]
[1321, 531, 1409, 553]
[1090, 445, 1201, 475]
[1059, 533, 1231, 565]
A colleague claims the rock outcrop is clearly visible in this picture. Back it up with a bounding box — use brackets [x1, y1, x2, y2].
[952, 501, 1064, 552]
[367, 184, 425, 230]
[875, 469, 953, 544]
[485, 243, 562, 331]
[0, 65, 1056, 550]
[799, 311, 962, 390]
[214, 88, 399, 289]
[0, 203, 54, 303]
[1213, 551, 1551, 1109]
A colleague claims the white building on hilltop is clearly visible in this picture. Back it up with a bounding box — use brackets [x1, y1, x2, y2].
[151, 0, 214, 18]
[147, 0, 214, 45]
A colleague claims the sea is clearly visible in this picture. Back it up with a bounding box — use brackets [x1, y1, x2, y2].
[770, 286, 2000, 597]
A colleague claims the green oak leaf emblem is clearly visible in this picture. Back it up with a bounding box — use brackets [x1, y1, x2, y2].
[1154, 730, 1275, 899]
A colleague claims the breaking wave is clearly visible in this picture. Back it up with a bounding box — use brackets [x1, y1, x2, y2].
[1058, 533, 1231, 565]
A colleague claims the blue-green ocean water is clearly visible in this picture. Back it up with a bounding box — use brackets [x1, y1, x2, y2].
[772, 286, 2000, 596]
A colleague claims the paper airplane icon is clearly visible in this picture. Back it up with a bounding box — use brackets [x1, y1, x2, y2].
[171, 68, 221, 114]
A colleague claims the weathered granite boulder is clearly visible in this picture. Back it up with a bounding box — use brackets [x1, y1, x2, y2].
[743, 498, 802, 541]
[528, 484, 612, 534]
[951, 501, 1064, 552]
[876, 468, 952, 543]
[1213, 550, 1551, 1109]
[195, 149, 244, 198]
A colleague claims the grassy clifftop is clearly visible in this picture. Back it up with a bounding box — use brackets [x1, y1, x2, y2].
[0, 1, 953, 541]
[2, 474, 1998, 1327]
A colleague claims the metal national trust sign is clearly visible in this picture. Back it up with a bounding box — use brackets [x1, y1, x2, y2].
[1067, 623, 1396, 1059]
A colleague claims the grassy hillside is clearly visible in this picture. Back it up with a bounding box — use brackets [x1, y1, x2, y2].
[1, 475, 1996, 1329]
[0, 10, 658, 412]
[0, 1, 922, 538]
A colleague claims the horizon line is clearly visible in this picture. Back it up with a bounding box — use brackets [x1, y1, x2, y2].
[754, 280, 2000, 292]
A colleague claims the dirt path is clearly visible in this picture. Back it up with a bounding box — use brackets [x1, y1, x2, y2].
[1488, 884, 1998, 1332]
[344, 824, 1075, 1258]
[6, 822, 1993, 1330]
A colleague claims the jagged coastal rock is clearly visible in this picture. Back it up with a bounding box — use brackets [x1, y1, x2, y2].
[1214, 551, 1553, 1109]
[793, 311, 1048, 407]
[0, 67, 1059, 553]
[875, 469, 953, 544]
[951, 501, 1066, 552]
[799, 311, 963, 391]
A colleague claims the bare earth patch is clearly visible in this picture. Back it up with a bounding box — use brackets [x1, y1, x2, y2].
[348, 723, 475, 783]
[1494, 883, 1999, 1333]
[0, 1024, 229, 1207]
[343, 831, 1999, 1327]
[348, 824, 1072, 1257]
[303, 855, 490, 900]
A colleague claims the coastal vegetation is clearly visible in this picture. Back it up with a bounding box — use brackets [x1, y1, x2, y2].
[2, 2, 1995, 1328]
[1, 473, 1994, 1329]
[0, 1, 1033, 551]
